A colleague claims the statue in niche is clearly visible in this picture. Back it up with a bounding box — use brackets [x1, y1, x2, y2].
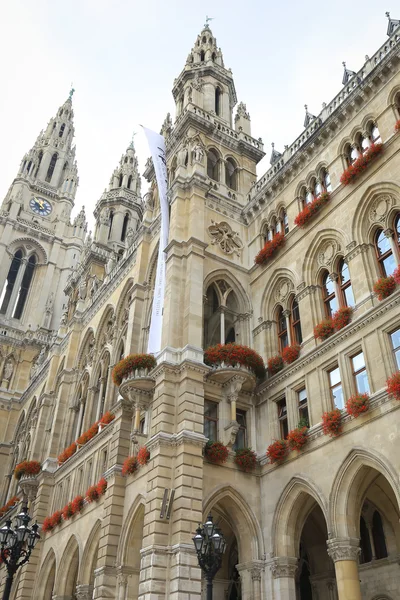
[192, 141, 205, 163]
[3, 359, 13, 381]
[126, 227, 135, 248]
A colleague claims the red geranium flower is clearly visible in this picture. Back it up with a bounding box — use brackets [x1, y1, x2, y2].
[332, 307, 353, 331]
[86, 485, 99, 503]
[373, 276, 396, 301]
[51, 510, 62, 527]
[266, 439, 288, 463]
[294, 192, 330, 228]
[137, 446, 150, 466]
[42, 517, 54, 533]
[281, 345, 300, 364]
[395, 119, 400, 132]
[62, 502, 74, 520]
[254, 232, 285, 266]
[340, 143, 383, 185]
[393, 265, 400, 286]
[204, 441, 229, 465]
[0, 496, 19, 518]
[314, 318, 334, 341]
[112, 354, 157, 386]
[345, 394, 369, 418]
[234, 448, 257, 472]
[122, 456, 138, 477]
[14, 460, 41, 480]
[268, 355, 284, 375]
[322, 409, 342, 437]
[287, 427, 308, 452]
[204, 343, 266, 379]
[386, 371, 400, 401]
[58, 442, 77, 465]
[97, 478, 108, 496]
[71, 495, 84, 514]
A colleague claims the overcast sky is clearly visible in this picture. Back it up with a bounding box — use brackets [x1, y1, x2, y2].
[1, 1, 398, 230]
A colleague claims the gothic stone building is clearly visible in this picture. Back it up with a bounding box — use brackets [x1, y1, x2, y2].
[1, 15, 400, 600]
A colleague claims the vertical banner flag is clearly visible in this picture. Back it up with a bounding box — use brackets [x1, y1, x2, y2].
[143, 127, 169, 354]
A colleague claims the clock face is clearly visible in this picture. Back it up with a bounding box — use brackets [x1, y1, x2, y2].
[29, 197, 52, 216]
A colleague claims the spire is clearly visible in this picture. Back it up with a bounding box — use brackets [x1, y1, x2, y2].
[386, 12, 400, 36]
[304, 105, 316, 128]
[186, 24, 225, 68]
[17, 92, 79, 200]
[107, 140, 141, 196]
[270, 142, 282, 166]
[342, 61, 357, 85]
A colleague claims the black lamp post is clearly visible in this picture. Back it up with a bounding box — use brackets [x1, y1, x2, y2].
[193, 513, 226, 600]
[0, 505, 40, 600]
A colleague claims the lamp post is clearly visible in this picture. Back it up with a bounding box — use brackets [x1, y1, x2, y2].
[193, 513, 226, 600]
[0, 504, 40, 600]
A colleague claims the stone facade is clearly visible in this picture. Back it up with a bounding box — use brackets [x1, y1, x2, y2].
[1, 15, 400, 600]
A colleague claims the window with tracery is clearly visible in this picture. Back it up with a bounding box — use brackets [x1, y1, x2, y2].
[207, 149, 219, 181]
[0, 250, 37, 320]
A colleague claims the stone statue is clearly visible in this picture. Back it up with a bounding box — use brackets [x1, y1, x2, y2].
[178, 142, 189, 167]
[45, 292, 54, 311]
[106, 253, 117, 275]
[78, 278, 87, 301]
[60, 311, 68, 326]
[100, 208, 109, 226]
[89, 275, 100, 298]
[3, 359, 13, 381]
[126, 227, 135, 248]
[192, 142, 204, 163]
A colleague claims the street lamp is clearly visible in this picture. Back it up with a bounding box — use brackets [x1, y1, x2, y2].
[0, 504, 40, 600]
[193, 513, 226, 600]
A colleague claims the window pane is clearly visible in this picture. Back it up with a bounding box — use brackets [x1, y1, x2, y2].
[382, 254, 397, 277]
[340, 262, 350, 284]
[298, 389, 307, 404]
[352, 352, 365, 372]
[356, 371, 370, 394]
[329, 367, 341, 387]
[204, 400, 218, 420]
[328, 297, 339, 315]
[332, 384, 344, 409]
[376, 231, 391, 255]
[324, 277, 335, 296]
[344, 285, 355, 307]
[204, 419, 217, 441]
[395, 349, 400, 370]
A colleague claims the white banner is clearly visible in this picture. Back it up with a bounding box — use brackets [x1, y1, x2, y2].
[143, 127, 169, 355]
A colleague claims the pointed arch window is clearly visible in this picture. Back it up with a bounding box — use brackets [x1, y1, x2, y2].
[323, 170, 332, 192]
[215, 87, 221, 116]
[127, 175, 132, 189]
[372, 511, 388, 559]
[121, 213, 129, 242]
[322, 271, 338, 317]
[282, 210, 289, 234]
[59, 123, 66, 138]
[277, 306, 288, 351]
[45, 153, 58, 183]
[34, 152, 43, 177]
[200, 50, 205, 61]
[108, 211, 114, 240]
[225, 158, 237, 190]
[375, 228, 396, 276]
[0, 250, 23, 314]
[291, 297, 302, 344]
[13, 255, 36, 319]
[395, 213, 400, 249]
[360, 516, 373, 564]
[118, 173, 123, 187]
[207, 149, 219, 181]
[313, 178, 322, 197]
[338, 259, 355, 307]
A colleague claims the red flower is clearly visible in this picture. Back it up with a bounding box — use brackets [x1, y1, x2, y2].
[322, 409, 342, 437]
[204, 441, 229, 465]
[51, 510, 62, 527]
[281, 345, 300, 364]
[266, 439, 288, 463]
[294, 192, 330, 228]
[14, 460, 41, 480]
[345, 393, 369, 418]
[122, 456, 138, 477]
[386, 371, 400, 401]
[254, 232, 285, 266]
[314, 318, 334, 341]
[86, 485, 99, 503]
[395, 119, 400, 132]
[332, 307, 353, 331]
[112, 353, 157, 386]
[71, 495, 84, 514]
[393, 265, 400, 286]
[99, 411, 115, 425]
[204, 343, 266, 379]
[373, 276, 396, 301]
[234, 448, 257, 472]
[340, 143, 383, 186]
[62, 502, 74, 520]
[268, 355, 284, 375]
[42, 517, 54, 533]
[97, 478, 108, 496]
[137, 446, 150, 466]
[58, 442, 77, 465]
[287, 427, 308, 452]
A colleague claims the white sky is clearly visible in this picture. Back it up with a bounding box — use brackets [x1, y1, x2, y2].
[1, 1, 398, 230]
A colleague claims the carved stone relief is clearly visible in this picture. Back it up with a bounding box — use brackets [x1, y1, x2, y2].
[208, 221, 244, 256]
[274, 278, 293, 303]
[317, 241, 340, 268]
[369, 194, 393, 223]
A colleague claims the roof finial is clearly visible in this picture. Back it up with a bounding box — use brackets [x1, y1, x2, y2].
[129, 131, 137, 149]
[304, 104, 308, 112]
[69, 83, 75, 100]
[386, 11, 390, 19]
[342, 61, 346, 68]
[204, 15, 214, 28]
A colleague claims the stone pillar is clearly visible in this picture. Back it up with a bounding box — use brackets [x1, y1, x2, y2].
[237, 562, 264, 600]
[76, 584, 94, 599]
[345, 242, 374, 308]
[271, 557, 298, 600]
[283, 309, 292, 345]
[222, 377, 245, 447]
[295, 284, 319, 347]
[327, 537, 361, 600]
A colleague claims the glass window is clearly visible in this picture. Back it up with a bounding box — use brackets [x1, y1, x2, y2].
[361, 136, 370, 153]
[305, 190, 314, 205]
[360, 516, 373, 564]
[204, 400, 218, 442]
[298, 388, 309, 426]
[372, 511, 388, 559]
[371, 125, 382, 144]
[0, 250, 23, 314]
[324, 171, 332, 193]
[291, 298, 302, 344]
[390, 328, 400, 369]
[233, 410, 246, 450]
[277, 306, 288, 351]
[322, 272, 338, 317]
[314, 181, 322, 197]
[375, 229, 396, 276]
[329, 366, 344, 409]
[350, 146, 359, 164]
[352, 351, 370, 394]
[339, 260, 355, 307]
[283, 211, 289, 235]
[277, 398, 288, 438]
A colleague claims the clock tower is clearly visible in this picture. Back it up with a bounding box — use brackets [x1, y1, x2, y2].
[0, 91, 86, 343]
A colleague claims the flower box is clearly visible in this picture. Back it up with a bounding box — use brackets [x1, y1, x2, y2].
[268, 355, 284, 375]
[234, 448, 257, 472]
[294, 192, 330, 228]
[86, 485, 99, 503]
[340, 143, 383, 186]
[322, 409, 342, 437]
[122, 456, 138, 477]
[0, 496, 19, 518]
[395, 120, 400, 132]
[373, 276, 396, 301]
[137, 446, 150, 466]
[42, 517, 54, 533]
[112, 354, 157, 386]
[255, 232, 285, 266]
[266, 439, 289, 464]
[332, 307, 353, 331]
[393, 265, 400, 285]
[386, 371, 400, 401]
[58, 413, 114, 465]
[314, 318, 335, 341]
[204, 441, 229, 465]
[282, 344, 300, 365]
[97, 477, 107, 496]
[62, 502, 74, 520]
[204, 343, 266, 379]
[71, 495, 84, 514]
[345, 393, 369, 418]
[14, 461, 41, 480]
[287, 426, 308, 452]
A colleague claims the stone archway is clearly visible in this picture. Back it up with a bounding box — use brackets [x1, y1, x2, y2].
[54, 535, 80, 599]
[117, 497, 146, 599]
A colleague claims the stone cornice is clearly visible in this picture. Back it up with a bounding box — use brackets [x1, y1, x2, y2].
[145, 430, 207, 453]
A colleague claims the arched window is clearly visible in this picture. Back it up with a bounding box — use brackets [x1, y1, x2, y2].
[13, 255, 36, 319]
[291, 297, 302, 344]
[207, 149, 219, 181]
[124, 156, 128, 163]
[304, 188, 313, 206]
[27, 160, 32, 174]
[395, 93, 400, 118]
[282, 210, 289, 235]
[375, 229, 396, 276]
[314, 178, 322, 197]
[211, 52, 216, 61]
[127, 175, 132, 189]
[0, 250, 23, 314]
[203, 282, 240, 348]
[225, 158, 237, 190]
[121, 213, 129, 242]
[361, 134, 370, 154]
[118, 173, 123, 187]
[396, 214, 400, 249]
[371, 123, 382, 144]
[108, 211, 114, 240]
[273, 218, 281, 236]
[322, 271, 338, 317]
[372, 511, 388, 559]
[277, 306, 288, 351]
[215, 87, 221, 116]
[323, 170, 332, 192]
[59, 123, 66, 138]
[350, 145, 359, 164]
[45, 153, 58, 183]
[34, 152, 43, 177]
[200, 50, 205, 61]
[338, 259, 355, 307]
[360, 516, 373, 564]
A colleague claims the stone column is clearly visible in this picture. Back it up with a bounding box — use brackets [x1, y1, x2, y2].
[236, 562, 264, 600]
[327, 537, 361, 600]
[296, 284, 319, 347]
[283, 309, 292, 345]
[223, 377, 245, 447]
[76, 584, 94, 599]
[270, 557, 298, 600]
[345, 242, 374, 308]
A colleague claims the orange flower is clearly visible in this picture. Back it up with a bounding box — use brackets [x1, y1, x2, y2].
[386, 371, 400, 401]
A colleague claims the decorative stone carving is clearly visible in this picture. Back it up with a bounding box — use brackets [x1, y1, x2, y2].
[235, 102, 250, 121]
[326, 537, 361, 562]
[317, 241, 339, 267]
[208, 221, 244, 256]
[75, 584, 94, 600]
[191, 72, 204, 91]
[192, 139, 205, 163]
[275, 278, 293, 303]
[125, 227, 135, 248]
[369, 194, 392, 223]
[3, 359, 14, 381]
[271, 557, 298, 578]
